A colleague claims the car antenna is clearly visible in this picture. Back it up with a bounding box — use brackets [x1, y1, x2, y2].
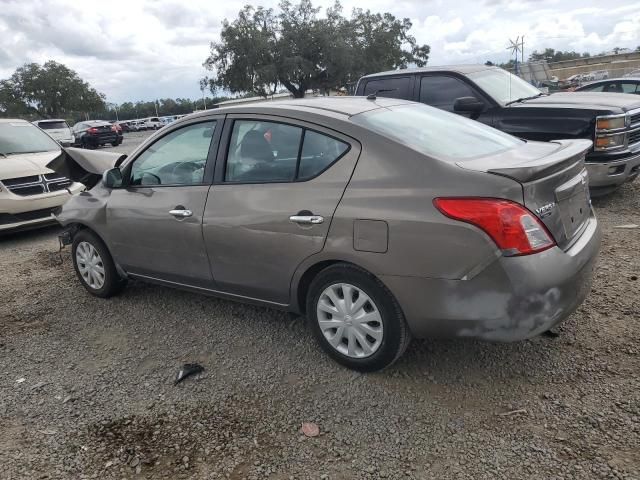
[366, 88, 397, 100]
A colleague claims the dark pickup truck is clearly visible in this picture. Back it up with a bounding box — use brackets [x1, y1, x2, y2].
[356, 65, 640, 195]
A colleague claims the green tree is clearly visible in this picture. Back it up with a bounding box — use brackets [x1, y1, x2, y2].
[0, 61, 105, 118]
[203, 0, 429, 98]
[528, 49, 590, 63]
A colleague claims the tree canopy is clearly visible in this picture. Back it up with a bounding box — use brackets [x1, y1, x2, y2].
[528, 49, 591, 63]
[203, 0, 430, 98]
[0, 61, 105, 118]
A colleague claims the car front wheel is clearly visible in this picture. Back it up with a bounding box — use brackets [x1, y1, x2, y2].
[72, 229, 127, 298]
[306, 264, 411, 372]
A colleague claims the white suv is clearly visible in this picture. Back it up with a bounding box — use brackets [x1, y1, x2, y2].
[144, 117, 163, 129]
[0, 119, 83, 232]
[34, 119, 75, 147]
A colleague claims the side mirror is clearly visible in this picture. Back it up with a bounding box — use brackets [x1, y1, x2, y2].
[453, 96, 485, 114]
[102, 168, 123, 189]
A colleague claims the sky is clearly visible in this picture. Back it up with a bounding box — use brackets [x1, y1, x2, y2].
[0, 0, 639, 104]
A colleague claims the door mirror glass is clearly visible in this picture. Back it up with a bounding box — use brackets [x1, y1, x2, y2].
[453, 96, 485, 113]
[103, 168, 123, 188]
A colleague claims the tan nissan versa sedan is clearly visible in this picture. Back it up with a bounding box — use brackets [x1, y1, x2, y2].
[49, 97, 601, 371]
[0, 119, 83, 232]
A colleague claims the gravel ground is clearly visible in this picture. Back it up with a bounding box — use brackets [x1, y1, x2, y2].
[1, 132, 639, 479]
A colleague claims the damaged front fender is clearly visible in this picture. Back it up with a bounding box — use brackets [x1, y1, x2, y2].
[46, 147, 127, 189]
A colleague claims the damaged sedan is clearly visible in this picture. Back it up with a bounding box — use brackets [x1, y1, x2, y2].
[49, 97, 601, 371]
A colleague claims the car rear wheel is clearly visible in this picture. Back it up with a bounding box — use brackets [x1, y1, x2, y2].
[306, 264, 411, 372]
[72, 230, 127, 298]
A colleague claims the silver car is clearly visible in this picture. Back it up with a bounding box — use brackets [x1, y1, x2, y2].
[50, 97, 601, 371]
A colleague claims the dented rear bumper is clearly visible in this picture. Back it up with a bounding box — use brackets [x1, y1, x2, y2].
[381, 212, 601, 341]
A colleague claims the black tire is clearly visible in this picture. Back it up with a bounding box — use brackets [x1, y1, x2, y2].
[111, 141, 118, 146]
[306, 263, 411, 372]
[71, 229, 127, 298]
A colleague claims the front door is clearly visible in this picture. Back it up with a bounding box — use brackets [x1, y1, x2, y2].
[107, 119, 220, 288]
[202, 115, 360, 305]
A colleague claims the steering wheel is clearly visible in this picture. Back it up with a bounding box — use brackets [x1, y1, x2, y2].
[170, 161, 202, 182]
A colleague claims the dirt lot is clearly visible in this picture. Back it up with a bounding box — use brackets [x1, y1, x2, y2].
[1, 132, 639, 479]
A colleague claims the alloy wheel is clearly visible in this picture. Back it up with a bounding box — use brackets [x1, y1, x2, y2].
[316, 283, 383, 358]
[75, 241, 106, 290]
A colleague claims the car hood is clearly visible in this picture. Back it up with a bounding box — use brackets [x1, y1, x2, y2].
[511, 92, 640, 112]
[46, 147, 126, 189]
[0, 150, 62, 180]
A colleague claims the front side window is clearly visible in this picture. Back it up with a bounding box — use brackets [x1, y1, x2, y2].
[467, 68, 541, 105]
[621, 82, 639, 94]
[225, 120, 350, 183]
[580, 83, 605, 92]
[352, 103, 523, 161]
[419, 76, 479, 111]
[0, 122, 61, 155]
[130, 121, 216, 186]
[362, 77, 411, 99]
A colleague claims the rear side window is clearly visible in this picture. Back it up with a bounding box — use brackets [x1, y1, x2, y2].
[621, 82, 639, 94]
[352, 103, 523, 161]
[38, 121, 68, 130]
[362, 77, 411, 99]
[225, 120, 350, 183]
[580, 84, 605, 92]
[420, 76, 479, 111]
[299, 131, 349, 180]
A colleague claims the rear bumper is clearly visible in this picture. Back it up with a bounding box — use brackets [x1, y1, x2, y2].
[381, 213, 601, 341]
[586, 151, 640, 189]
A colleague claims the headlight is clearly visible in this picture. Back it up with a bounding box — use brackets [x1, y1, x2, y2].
[596, 116, 626, 131]
[595, 133, 626, 150]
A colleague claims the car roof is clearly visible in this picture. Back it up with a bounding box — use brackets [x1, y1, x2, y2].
[0, 118, 32, 124]
[578, 78, 640, 87]
[189, 96, 417, 119]
[359, 64, 494, 80]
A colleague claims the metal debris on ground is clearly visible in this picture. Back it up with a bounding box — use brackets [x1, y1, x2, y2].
[613, 224, 639, 229]
[174, 363, 205, 385]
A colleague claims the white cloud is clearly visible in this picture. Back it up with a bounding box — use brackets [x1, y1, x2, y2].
[0, 0, 638, 103]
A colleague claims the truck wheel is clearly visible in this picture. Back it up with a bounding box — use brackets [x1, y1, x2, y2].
[72, 229, 127, 298]
[306, 264, 411, 372]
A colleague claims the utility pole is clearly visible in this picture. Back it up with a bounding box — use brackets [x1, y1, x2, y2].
[154, 100, 159, 117]
[203, 92, 207, 110]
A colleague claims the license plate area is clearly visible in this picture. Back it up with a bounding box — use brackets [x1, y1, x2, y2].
[556, 171, 590, 239]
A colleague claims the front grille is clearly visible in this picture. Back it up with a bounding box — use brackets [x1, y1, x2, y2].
[48, 181, 72, 192]
[2, 175, 40, 186]
[628, 129, 640, 146]
[630, 112, 640, 126]
[44, 173, 65, 181]
[0, 208, 56, 226]
[1, 174, 72, 196]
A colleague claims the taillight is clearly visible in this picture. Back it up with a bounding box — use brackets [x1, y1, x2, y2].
[87, 127, 98, 134]
[433, 197, 556, 256]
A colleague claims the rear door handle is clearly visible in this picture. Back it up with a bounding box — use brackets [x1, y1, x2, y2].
[169, 209, 193, 218]
[290, 215, 324, 225]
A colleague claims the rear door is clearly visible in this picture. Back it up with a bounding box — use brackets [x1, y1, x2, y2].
[202, 115, 360, 305]
[106, 117, 222, 287]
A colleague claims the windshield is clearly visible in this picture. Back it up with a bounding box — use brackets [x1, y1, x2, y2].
[38, 121, 69, 130]
[0, 122, 61, 155]
[352, 103, 523, 161]
[467, 68, 542, 105]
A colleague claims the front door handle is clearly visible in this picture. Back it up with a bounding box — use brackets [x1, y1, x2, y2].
[169, 209, 193, 218]
[290, 214, 324, 225]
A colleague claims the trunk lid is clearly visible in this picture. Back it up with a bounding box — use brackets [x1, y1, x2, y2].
[458, 139, 593, 250]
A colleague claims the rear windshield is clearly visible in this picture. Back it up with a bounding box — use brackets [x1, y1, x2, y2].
[351, 103, 523, 160]
[0, 122, 61, 155]
[38, 121, 68, 130]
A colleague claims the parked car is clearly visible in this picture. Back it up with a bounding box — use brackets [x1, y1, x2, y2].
[575, 78, 640, 95]
[0, 119, 83, 232]
[356, 65, 640, 195]
[160, 116, 175, 126]
[72, 120, 123, 149]
[112, 121, 131, 133]
[33, 119, 75, 147]
[144, 117, 163, 129]
[129, 120, 147, 131]
[49, 98, 600, 371]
